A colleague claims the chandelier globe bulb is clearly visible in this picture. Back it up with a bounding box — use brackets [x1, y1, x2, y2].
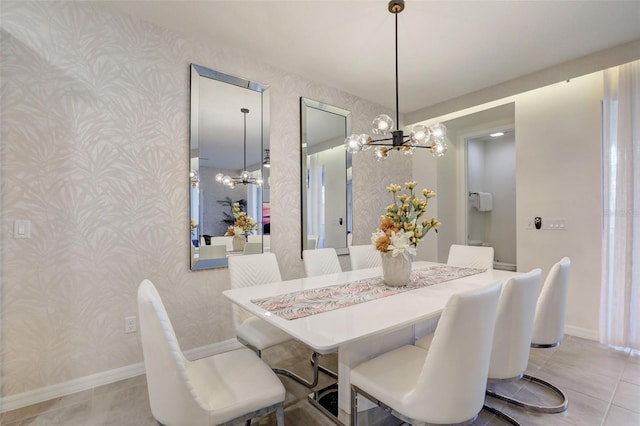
[430, 140, 448, 158]
[374, 146, 390, 161]
[372, 114, 394, 135]
[345, 134, 363, 154]
[429, 123, 447, 140]
[411, 124, 430, 144]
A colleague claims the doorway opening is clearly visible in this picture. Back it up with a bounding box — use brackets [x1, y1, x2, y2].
[466, 129, 516, 271]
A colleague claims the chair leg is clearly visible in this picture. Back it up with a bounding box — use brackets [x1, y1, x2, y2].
[309, 352, 338, 379]
[486, 374, 568, 413]
[275, 402, 285, 426]
[241, 338, 324, 388]
[483, 404, 521, 426]
[273, 351, 321, 388]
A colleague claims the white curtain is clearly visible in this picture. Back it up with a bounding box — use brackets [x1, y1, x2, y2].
[600, 60, 640, 350]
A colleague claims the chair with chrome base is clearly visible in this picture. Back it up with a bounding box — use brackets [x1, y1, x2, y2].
[349, 244, 382, 270]
[483, 269, 547, 421]
[302, 248, 341, 379]
[447, 244, 494, 269]
[303, 248, 342, 277]
[351, 281, 502, 426]
[485, 260, 570, 414]
[228, 252, 330, 388]
[137, 279, 285, 426]
[526, 257, 572, 411]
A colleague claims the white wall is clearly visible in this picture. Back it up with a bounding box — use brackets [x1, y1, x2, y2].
[0, 0, 403, 407]
[416, 72, 604, 339]
[516, 73, 603, 339]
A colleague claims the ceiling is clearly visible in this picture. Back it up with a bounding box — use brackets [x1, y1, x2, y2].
[96, 1, 640, 114]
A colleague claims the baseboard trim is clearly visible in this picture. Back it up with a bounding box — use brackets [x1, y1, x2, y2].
[0, 339, 243, 413]
[566, 326, 600, 342]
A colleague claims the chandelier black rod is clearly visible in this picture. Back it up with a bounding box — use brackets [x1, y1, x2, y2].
[394, 10, 399, 130]
[241, 107, 249, 172]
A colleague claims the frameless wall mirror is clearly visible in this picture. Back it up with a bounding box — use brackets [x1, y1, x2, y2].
[190, 64, 270, 270]
[300, 97, 352, 256]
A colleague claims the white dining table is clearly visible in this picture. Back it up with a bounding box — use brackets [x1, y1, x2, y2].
[223, 261, 519, 420]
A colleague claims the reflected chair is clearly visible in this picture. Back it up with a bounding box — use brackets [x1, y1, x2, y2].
[228, 253, 329, 387]
[303, 248, 342, 277]
[351, 281, 502, 426]
[211, 236, 233, 251]
[447, 244, 494, 269]
[349, 245, 382, 270]
[247, 234, 262, 243]
[199, 244, 226, 260]
[307, 234, 319, 250]
[243, 242, 262, 255]
[137, 279, 285, 426]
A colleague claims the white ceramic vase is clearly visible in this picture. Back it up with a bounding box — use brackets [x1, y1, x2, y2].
[381, 251, 412, 287]
[232, 235, 246, 252]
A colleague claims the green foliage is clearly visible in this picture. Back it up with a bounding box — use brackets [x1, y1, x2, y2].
[217, 196, 247, 227]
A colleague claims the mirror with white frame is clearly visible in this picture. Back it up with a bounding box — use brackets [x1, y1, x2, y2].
[190, 64, 269, 270]
[300, 97, 352, 256]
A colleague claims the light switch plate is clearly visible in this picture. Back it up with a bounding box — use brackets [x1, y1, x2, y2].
[14, 220, 31, 239]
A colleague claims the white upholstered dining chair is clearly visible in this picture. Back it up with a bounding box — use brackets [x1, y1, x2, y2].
[137, 279, 285, 426]
[350, 281, 502, 426]
[349, 244, 382, 270]
[447, 244, 494, 269]
[303, 248, 342, 277]
[228, 252, 329, 387]
[198, 244, 226, 260]
[228, 253, 291, 356]
[485, 266, 568, 413]
[532, 257, 571, 348]
[485, 268, 568, 414]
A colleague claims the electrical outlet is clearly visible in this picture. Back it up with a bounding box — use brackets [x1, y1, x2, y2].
[526, 218, 533, 229]
[542, 218, 567, 230]
[125, 316, 137, 334]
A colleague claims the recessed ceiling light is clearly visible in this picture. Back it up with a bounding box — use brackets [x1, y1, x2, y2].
[490, 132, 504, 137]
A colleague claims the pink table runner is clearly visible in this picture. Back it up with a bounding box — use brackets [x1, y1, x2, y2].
[251, 265, 485, 320]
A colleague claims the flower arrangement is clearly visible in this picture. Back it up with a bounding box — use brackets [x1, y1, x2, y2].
[190, 218, 198, 235]
[225, 202, 258, 237]
[371, 182, 441, 256]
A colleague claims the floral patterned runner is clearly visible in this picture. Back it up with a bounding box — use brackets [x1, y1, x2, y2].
[250, 265, 485, 320]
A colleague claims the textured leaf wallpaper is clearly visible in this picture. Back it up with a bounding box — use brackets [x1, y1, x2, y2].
[0, 0, 411, 399]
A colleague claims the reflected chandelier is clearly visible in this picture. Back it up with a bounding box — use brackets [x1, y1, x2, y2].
[344, 0, 448, 161]
[215, 108, 263, 188]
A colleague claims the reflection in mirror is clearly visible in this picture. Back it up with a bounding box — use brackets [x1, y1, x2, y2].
[190, 64, 269, 270]
[300, 98, 351, 256]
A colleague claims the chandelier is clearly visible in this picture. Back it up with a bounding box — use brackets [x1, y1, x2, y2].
[344, 0, 448, 161]
[215, 108, 263, 188]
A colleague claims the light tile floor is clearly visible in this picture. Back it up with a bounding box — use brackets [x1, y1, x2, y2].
[2, 335, 639, 425]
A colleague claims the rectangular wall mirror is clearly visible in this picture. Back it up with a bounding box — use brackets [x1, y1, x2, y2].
[190, 64, 270, 270]
[300, 97, 352, 256]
